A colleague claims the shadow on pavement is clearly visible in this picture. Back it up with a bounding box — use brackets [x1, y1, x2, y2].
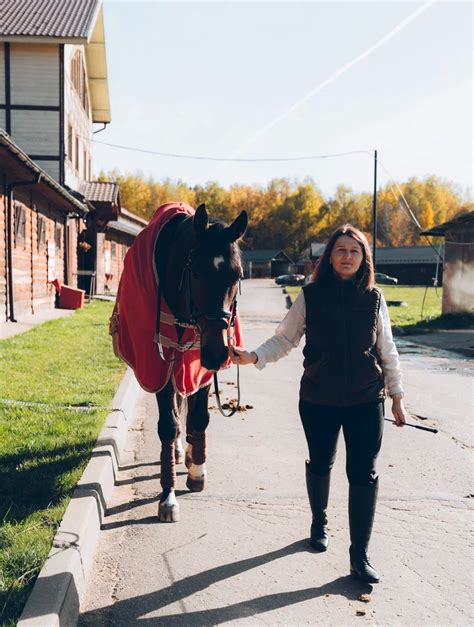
[79, 540, 371, 625]
[100, 490, 189, 531]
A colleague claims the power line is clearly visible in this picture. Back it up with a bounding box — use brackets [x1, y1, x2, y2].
[92, 140, 369, 163]
[91, 137, 438, 245]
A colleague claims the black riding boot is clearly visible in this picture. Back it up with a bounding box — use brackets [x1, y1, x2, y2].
[349, 481, 380, 583]
[305, 461, 330, 552]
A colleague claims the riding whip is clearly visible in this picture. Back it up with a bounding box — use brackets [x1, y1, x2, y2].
[384, 418, 437, 433]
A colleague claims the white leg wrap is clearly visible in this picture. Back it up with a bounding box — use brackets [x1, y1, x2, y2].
[175, 437, 185, 464]
[188, 463, 206, 480]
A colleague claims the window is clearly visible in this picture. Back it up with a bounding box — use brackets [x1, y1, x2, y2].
[14, 204, 26, 243]
[70, 51, 89, 116]
[83, 150, 88, 180]
[37, 215, 46, 250]
[55, 222, 62, 250]
[111, 242, 116, 260]
[75, 136, 80, 173]
[67, 123, 73, 162]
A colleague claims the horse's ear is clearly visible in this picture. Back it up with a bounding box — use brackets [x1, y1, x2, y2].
[194, 204, 209, 234]
[226, 210, 248, 242]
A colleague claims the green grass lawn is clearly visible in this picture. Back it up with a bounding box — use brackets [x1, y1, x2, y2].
[285, 284, 444, 328]
[0, 301, 126, 625]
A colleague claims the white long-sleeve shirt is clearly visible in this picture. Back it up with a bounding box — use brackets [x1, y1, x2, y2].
[253, 290, 404, 397]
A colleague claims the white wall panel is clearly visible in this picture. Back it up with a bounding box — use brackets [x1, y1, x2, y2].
[11, 110, 59, 155]
[10, 44, 59, 106]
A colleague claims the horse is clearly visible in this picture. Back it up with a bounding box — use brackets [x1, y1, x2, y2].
[111, 202, 247, 522]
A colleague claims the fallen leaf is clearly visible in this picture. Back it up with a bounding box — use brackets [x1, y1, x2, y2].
[356, 609, 366, 616]
[358, 594, 371, 603]
[245, 404, 254, 409]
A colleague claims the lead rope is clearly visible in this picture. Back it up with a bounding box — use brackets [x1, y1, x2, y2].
[213, 365, 240, 417]
[213, 297, 241, 417]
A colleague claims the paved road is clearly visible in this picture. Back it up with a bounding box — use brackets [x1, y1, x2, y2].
[79, 279, 473, 626]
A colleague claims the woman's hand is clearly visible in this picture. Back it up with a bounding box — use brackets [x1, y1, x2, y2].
[391, 394, 407, 426]
[229, 347, 257, 366]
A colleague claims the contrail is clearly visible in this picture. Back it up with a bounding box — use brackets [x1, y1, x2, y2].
[223, 1, 436, 161]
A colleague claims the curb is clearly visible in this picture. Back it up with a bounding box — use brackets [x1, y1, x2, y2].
[18, 368, 143, 627]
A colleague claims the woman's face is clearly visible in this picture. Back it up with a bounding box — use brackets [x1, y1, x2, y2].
[330, 235, 364, 280]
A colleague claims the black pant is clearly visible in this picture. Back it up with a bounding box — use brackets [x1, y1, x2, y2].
[299, 400, 384, 486]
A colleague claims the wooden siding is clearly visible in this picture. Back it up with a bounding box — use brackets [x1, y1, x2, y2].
[11, 109, 59, 155]
[442, 224, 474, 314]
[0, 181, 82, 320]
[10, 43, 59, 106]
[0, 178, 6, 319]
[0, 44, 4, 105]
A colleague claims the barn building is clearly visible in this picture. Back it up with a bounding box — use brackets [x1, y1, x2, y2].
[375, 245, 444, 286]
[0, 129, 88, 320]
[241, 249, 294, 278]
[421, 211, 474, 314]
[0, 0, 145, 320]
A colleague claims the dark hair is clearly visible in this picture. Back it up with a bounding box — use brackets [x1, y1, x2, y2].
[311, 224, 375, 290]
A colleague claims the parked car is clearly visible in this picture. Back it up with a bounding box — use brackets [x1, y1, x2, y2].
[275, 274, 306, 286]
[375, 272, 398, 285]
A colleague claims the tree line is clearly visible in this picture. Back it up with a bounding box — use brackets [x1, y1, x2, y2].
[98, 169, 472, 257]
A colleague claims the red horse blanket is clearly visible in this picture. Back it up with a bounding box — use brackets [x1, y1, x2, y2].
[111, 202, 243, 395]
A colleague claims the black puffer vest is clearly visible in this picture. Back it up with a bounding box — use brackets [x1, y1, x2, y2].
[300, 279, 384, 407]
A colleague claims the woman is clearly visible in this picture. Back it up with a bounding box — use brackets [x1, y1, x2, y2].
[231, 224, 407, 584]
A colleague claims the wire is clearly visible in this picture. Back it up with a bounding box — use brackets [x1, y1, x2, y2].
[92, 140, 370, 163]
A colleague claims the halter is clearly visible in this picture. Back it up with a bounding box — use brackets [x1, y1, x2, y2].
[155, 244, 242, 417]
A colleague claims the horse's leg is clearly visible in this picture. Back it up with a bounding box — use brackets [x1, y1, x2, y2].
[174, 394, 187, 465]
[185, 384, 210, 492]
[156, 381, 180, 522]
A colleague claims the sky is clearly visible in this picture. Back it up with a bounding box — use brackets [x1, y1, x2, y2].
[94, 1, 473, 198]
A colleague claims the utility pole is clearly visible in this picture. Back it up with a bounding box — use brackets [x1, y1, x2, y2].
[372, 149, 378, 268]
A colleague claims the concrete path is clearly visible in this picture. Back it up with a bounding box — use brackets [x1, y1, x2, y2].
[0, 307, 74, 339]
[79, 279, 473, 626]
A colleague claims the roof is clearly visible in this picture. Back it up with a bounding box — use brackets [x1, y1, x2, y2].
[81, 181, 120, 204]
[0, 0, 99, 38]
[107, 218, 143, 238]
[0, 0, 111, 123]
[121, 207, 148, 226]
[420, 211, 474, 237]
[241, 249, 293, 263]
[376, 245, 443, 265]
[0, 129, 88, 215]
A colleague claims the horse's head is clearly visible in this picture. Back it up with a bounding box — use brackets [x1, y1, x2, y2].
[188, 203, 247, 371]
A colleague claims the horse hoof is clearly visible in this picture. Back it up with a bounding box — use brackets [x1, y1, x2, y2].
[185, 445, 193, 469]
[158, 500, 180, 522]
[186, 475, 206, 492]
[158, 490, 180, 522]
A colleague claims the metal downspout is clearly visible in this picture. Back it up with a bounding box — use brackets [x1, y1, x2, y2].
[6, 174, 42, 322]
